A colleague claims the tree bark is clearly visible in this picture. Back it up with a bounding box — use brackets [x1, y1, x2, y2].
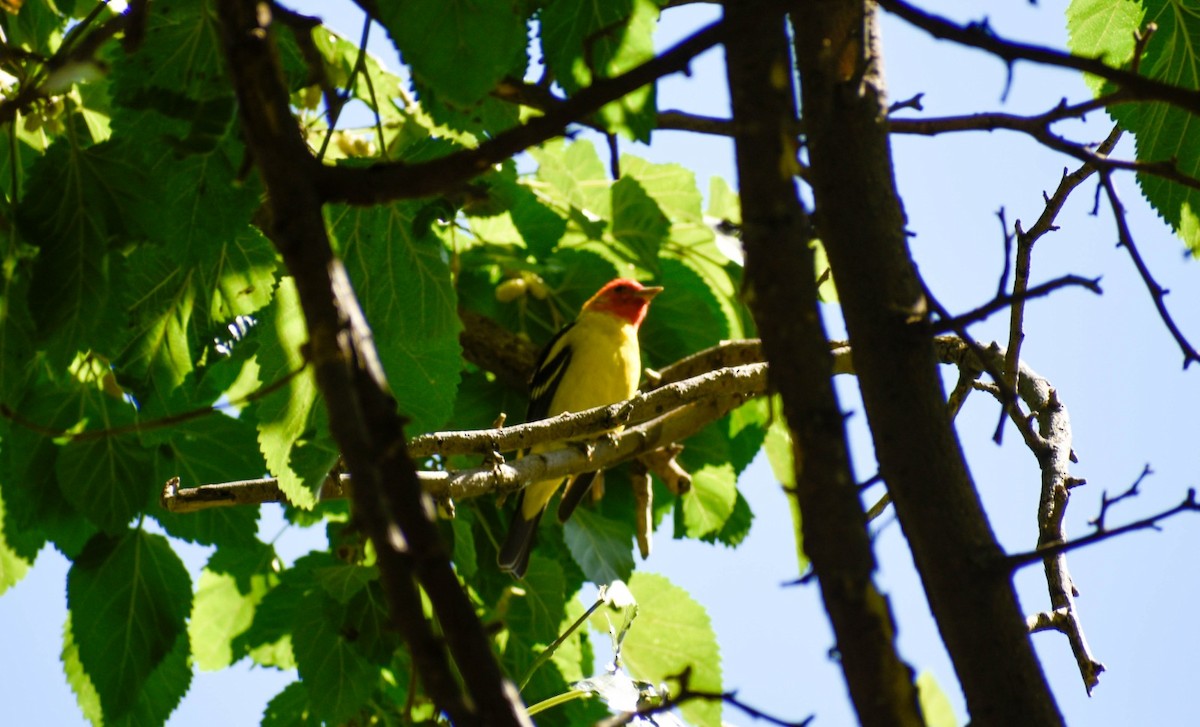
[215, 2, 529, 724]
[724, 3, 924, 725]
[790, 2, 1064, 724]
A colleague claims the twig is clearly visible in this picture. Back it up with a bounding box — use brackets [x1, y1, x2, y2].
[596, 669, 814, 727]
[1098, 172, 1200, 368]
[998, 125, 1123, 443]
[929, 274, 1102, 334]
[1007, 487, 1199, 569]
[1090, 464, 1153, 531]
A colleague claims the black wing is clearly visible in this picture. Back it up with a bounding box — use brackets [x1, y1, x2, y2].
[526, 321, 575, 422]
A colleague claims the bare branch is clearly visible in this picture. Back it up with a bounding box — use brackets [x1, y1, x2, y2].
[877, 1, 1200, 115]
[930, 274, 1102, 334]
[1098, 173, 1200, 368]
[1007, 487, 1200, 569]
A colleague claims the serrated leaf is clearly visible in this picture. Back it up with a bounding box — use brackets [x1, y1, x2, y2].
[1068, 0, 1200, 252]
[327, 202, 463, 435]
[250, 276, 333, 509]
[0, 487, 30, 596]
[263, 681, 318, 727]
[292, 590, 377, 725]
[530, 139, 611, 220]
[190, 545, 279, 671]
[1066, 0, 1146, 95]
[713, 491, 753, 547]
[680, 462, 737, 539]
[621, 572, 722, 727]
[67, 530, 192, 720]
[57, 434, 156, 534]
[20, 140, 143, 362]
[0, 395, 95, 558]
[563, 505, 635, 585]
[314, 562, 377, 604]
[540, 0, 659, 140]
[110, 0, 228, 103]
[379, 0, 528, 107]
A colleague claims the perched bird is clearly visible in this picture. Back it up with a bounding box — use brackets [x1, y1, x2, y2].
[498, 278, 662, 577]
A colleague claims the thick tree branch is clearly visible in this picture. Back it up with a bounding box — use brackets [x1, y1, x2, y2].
[214, 3, 527, 724]
[793, 2, 1064, 724]
[727, 3, 924, 726]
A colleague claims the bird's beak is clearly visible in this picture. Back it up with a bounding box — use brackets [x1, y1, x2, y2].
[637, 285, 664, 299]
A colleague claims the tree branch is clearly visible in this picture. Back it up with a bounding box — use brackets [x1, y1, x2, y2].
[877, 0, 1200, 115]
[312, 18, 727, 205]
[1007, 488, 1200, 569]
[730, 3, 925, 725]
[215, 3, 527, 723]
[1098, 172, 1200, 368]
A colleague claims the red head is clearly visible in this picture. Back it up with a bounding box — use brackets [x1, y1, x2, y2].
[581, 278, 663, 327]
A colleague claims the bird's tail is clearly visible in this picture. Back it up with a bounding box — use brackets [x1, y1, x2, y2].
[556, 470, 599, 523]
[498, 492, 543, 578]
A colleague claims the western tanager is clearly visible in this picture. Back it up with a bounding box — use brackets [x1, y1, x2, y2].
[498, 278, 662, 577]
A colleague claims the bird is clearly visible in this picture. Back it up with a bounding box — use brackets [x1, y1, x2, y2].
[497, 277, 663, 577]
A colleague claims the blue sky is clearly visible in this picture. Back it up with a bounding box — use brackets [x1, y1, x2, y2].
[3, 1, 1198, 725]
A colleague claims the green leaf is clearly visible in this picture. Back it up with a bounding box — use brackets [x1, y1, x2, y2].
[67, 530, 192, 720]
[110, 0, 228, 103]
[0, 486, 30, 596]
[309, 24, 407, 123]
[639, 256, 731, 366]
[379, 0, 528, 107]
[20, 139, 143, 362]
[0, 264, 38, 405]
[563, 505, 635, 585]
[621, 572, 722, 727]
[1066, 0, 1146, 95]
[110, 100, 260, 252]
[262, 681, 318, 727]
[234, 552, 337, 670]
[190, 545, 279, 671]
[314, 562, 377, 604]
[452, 508, 479, 578]
[530, 139, 612, 220]
[918, 671, 959, 727]
[1068, 0, 1200, 253]
[327, 201, 464, 435]
[763, 410, 807, 572]
[292, 589, 377, 725]
[0, 394, 95, 558]
[611, 175, 670, 268]
[57, 434, 156, 535]
[540, 0, 659, 140]
[150, 412, 263, 547]
[680, 462, 737, 539]
[249, 276, 334, 509]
